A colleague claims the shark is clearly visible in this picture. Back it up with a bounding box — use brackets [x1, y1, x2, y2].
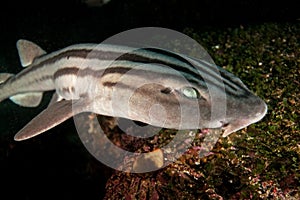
[0, 39, 267, 141]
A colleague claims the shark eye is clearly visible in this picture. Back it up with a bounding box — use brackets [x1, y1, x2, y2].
[181, 87, 200, 99]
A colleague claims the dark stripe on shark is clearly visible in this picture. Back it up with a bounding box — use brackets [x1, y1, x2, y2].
[53, 67, 79, 79]
[53, 65, 249, 98]
[189, 58, 248, 94]
[53, 66, 132, 80]
[16, 48, 206, 84]
[119, 48, 208, 86]
[132, 48, 248, 95]
[53, 65, 202, 88]
[15, 49, 122, 79]
[140, 48, 242, 92]
[113, 48, 248, 96]
[17, 46, 248, 97]
[18, 47, 206, 89]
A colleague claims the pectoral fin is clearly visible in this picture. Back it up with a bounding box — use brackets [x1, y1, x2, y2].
[14, 99, 85, 141]
[48, 92, 64, 107]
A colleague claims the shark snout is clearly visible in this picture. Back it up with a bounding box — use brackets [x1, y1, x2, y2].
[250, 98, 268, 121]
[221, 97, 267, 137]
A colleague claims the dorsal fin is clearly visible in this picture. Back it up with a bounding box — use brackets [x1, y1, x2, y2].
[16, 39, 47, 67]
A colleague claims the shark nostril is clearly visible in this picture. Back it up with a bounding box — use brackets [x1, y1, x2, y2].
[220, 121, 229, 128]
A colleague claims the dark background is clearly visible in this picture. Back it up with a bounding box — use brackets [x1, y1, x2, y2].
[0, 0, 299, 43]
[0, 0, 299, 199]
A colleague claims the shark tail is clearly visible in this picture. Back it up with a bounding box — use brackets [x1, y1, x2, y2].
[0, 39, 47, 107]
[0, 73, 43, 107]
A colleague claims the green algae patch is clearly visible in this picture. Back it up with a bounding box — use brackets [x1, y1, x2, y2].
[105, 22, 300, 199]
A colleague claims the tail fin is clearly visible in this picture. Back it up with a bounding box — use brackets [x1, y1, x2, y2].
[0, 73, 14, 103]
[0, 73, 43, 107]
[0, 73, 14, 84]
[0, 40, 46, 107]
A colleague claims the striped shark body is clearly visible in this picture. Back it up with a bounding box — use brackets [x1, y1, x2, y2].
[0, 39, 267, 141]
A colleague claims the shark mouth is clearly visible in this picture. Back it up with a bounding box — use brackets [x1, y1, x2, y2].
[220, 114, 267, 137]
[220, 120, 246, 137]
[219, 101, 268, 137]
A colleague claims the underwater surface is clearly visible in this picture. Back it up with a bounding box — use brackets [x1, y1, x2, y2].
[0, 0, 299, 199]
